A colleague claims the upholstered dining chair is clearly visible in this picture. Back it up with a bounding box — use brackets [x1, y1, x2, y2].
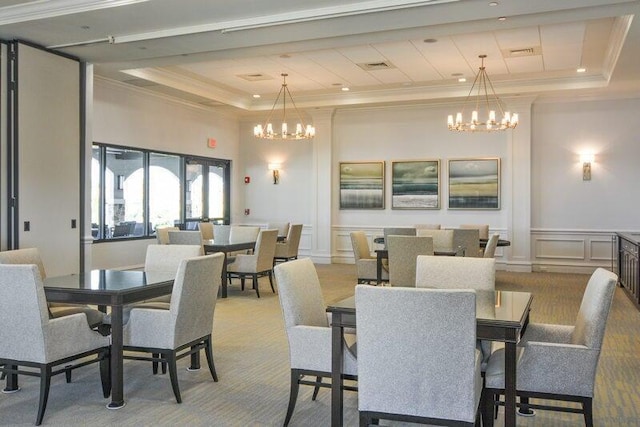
[454, 228, 481, 257]
[483, 233, 500, 258]
[416, 256, 495, 370]
[213, 224, 231, 242]
[156, 226, 179, 244]
[122, 253, 225, 404]
[356, 285, 482, 426]
[168, 230, 204, 254]
[274, 258, 357, 427]
[229, 225, 261, 255]
[415, 229, 454, 252]
[274, 224, 303, 265]
[226, 229, 278, 297]
[460, 224, 490, 240]
[267, 221, 290, 238]
[198, 222, 214, 240]
[0, 248, 105, 328]
[143, 244, 203, 303]
[414, 223, 441, 230]
[382, 227, 416, 248]
[386, 235, 433, 287]
[350, 231, 388, 284]
[483, 268, 617, 427]
[0, 264, 111, 426]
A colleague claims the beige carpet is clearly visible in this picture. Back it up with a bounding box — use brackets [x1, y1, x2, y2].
[0, 263, 639, 426]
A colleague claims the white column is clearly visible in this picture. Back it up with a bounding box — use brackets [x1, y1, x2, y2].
[309, 109, 334, 264]
[81, 63, 94, 272]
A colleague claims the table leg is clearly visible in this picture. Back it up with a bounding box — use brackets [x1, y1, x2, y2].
[331, 314, 344, 427]
[504, 341, 517, 427]
[3, 365, 19, 393]
[107, 304, 125, 409]
[221, 252, 228, 298]
[188, 347, 201, 371]
[376, 252, 383, 285]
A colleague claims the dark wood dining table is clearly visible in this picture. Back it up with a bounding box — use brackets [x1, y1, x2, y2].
[203, 239, 256, 298]
[326, 289, 532, 427]
[42, 270, 174, 409]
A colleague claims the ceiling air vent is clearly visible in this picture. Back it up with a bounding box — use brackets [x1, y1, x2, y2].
[237, 73, 274, 81]
[502, 46, 542, 58]
[357, 61, 395, 71]
[122, 78, 158, 87]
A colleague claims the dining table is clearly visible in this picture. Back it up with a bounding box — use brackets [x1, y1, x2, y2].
[41, 270, 174, 409]
[326, 289, 532, 427]
[202, 238, 256, 298]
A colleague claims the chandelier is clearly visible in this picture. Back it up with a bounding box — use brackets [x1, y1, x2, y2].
[447, 55, 518, 132]
[254, 73, 315, 140]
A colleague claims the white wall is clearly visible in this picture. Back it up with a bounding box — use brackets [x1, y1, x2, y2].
[91, 79, 241, 269]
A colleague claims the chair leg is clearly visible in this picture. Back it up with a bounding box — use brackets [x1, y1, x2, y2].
[283, 369, 301, 427]
[162, 361, 167, 374]
[481, 388, 495, 427]
[268, 271, 275, 293]
[240, 276, 245, 291]
[359, 411, 371, 427]
[100, 349, 111, 398]
[311, 376, 322, 401]
[64, 364, 72, 383]
[36, 365, 52, 426]
[152, 353, 159, 374]
[166, 351, 182, 403]
[583, 397, 593, 427]
[204, 336, 218, 382]
[254, 274, 261, 298]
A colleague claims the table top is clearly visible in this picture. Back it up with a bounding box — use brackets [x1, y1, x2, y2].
[374, 236, 511, 247]
[327, 290, 532, 329]
[203, 239, 256, 251]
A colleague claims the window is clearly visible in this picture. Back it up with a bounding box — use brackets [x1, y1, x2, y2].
[91, 143, 230, 241]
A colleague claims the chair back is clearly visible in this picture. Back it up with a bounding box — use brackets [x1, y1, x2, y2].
[0, 264, 49, 362]
[276, 224, 303, 258]
[453, 228, 480, 257]
[414, 223, 441, 230]
[274, 258, 328, 330]
[350, 231, 373, 261]
[167, 230, 203, 254]
[571, 268, 617, 349]
[483, 233, 500, 258]
[0, 247, 47, 279]
[169, 253, 224, 347]
[198, 222, 214, 240]
[144, 244, 202, 283]
[267, 222, 290, 238]
[230, 225, 260, 243]
[460, 224, 489, 240]
[213, 224, 231, 243]
[416, 256, 495, 290]
[387, 235, 433, 287]
[355, 285, 480, 423]
[254, 229, 279, 272]
[416, 229, 454, 251]
[156, 226, 179, 244]
[382, 227, 416, 249]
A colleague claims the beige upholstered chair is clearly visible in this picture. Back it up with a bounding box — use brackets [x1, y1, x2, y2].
[156, 226, 179, 244]
[229, 225, 261, 255]
[460, 224, 490, 240]
[454, 228, 481, 257]
[227, 229, 278, 297]
[274, 224, 303, 265]
[414, 223, 441, 230]
[350, 231, 388, 284]
[274, 259, 357, 426]
[356, 285, 482, 426]
[382, 227, 416, 248]
[483, 233, 500, 258]
[387, 235, 434, 287]
[483, 268, 617, 427]
[0, 264, 110, 426]
[0, 248, 104, 328]
[198, 222, 214, 240]
[123, 253, 224, 403]
[143, 244, 203, 303]
[267, 221, 290, 238]
[416, 229, 454, 252]
[167, 230, 204, 254]
[213, 224, 231, 242]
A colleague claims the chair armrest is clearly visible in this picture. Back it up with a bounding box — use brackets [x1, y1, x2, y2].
[124, 308, 173, 348]
[45, 314, 110, 362]
[521, 323, 574, 345]
[518, 341, 600, 396]
[227, 254, 257, 271]
[287, 325, 357, 375]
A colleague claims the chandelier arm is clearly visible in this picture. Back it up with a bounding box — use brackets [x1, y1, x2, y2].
[485, 74, 507, 117]
[261, 84, 286, 129]
[284, 86, 309, 127]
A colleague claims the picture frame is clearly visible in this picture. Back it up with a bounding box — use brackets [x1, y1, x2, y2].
[339, 161, 385, 209]
[448, 158, 500, 210]
[391, 159, 440, 209]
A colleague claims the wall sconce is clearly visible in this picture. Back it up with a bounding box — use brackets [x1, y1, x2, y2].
[268, 163, 281, 184]
[580, 153, 594, 181]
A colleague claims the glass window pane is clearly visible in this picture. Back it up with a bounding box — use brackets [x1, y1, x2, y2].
[91, 146, 102, 239]
[149, 153, 181, 232]
[105, 147, 144, 238]
[186, 162, 203, 219]
[208, 165, 225, 219]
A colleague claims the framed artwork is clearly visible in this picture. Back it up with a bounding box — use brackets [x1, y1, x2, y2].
[448, 158, 500, 209]
[339, 161, 385, 209]
[391, 160, 440, 209]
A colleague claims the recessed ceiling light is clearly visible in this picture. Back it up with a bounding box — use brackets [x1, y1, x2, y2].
[253, 94, 261, 98]
[332, 83, 343, 86]
[498, 16, 507, 21]
[423, 38, 438, 43]
[458, 77, 467, 82]
[577, 67, 587, 73]
[341, 87, 350, 92]
[451, 73, 463, 77]
[489, 1, 498, 6]
[81, 25, 90, 30]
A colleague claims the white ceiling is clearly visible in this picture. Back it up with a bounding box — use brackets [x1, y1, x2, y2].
[1, 0, 640, 113]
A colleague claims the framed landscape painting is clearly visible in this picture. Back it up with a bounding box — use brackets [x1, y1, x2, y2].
[339, 161, 385, 209]
[448, 158, 500, 209]
[391, 160, 440, 209]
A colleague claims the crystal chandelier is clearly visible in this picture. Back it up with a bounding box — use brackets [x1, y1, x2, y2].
[254, 73, 315, 140]
[447, 55, 518, 132]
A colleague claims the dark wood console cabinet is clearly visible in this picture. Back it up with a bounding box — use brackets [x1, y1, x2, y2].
[617, 232, 640, 307]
